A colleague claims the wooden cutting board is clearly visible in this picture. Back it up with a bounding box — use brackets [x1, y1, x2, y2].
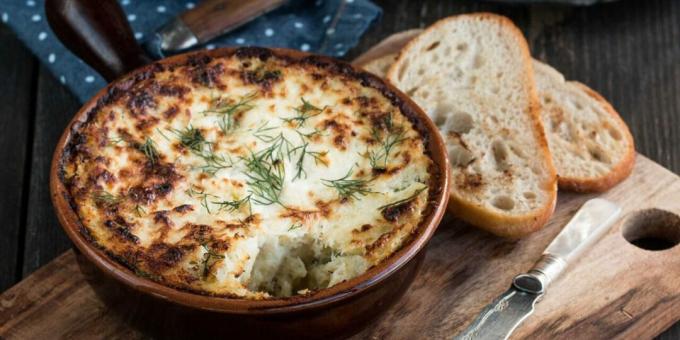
[1, 156, 678, 340]
[1, 34, 679, 339]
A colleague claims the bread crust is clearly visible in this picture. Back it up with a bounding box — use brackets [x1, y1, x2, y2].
[387, 13, 557, 238]
[555, 82, 636, 192]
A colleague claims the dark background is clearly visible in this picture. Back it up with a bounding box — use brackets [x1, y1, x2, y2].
[1, 0, 678, 338]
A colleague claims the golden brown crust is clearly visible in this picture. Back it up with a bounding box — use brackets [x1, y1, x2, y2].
[59, 47, 436, 297]
[387, 13, 557, 238]
[555, 82, 636, 192]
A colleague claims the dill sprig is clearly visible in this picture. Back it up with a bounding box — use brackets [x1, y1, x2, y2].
[138, 137, 160, 164]
[255, 132, 295, 162]
[242, 148, 286, 206]
[378, 186, 428, 212]
[134, 204, 146, 217]
[295, 127, 326, 141]
[322, 168, 375, 201]
[155, 128, 171, 141]
[171, 125, 206, 153]
[170, 126, 233, 176]
[282, 98, 324, 127]
[192, 146, 233, 176]
[134, 268, 160, 281]
[252, 122, 278, 140]
[198, 243, 225, 279]
[212, 194, 253, 217]
[185, 185, 218, 214]
[367, 114, 407, 170]
[203, 92, 258, 133]
[107, 136, 124, 146]
[288, 223, 303, 231]
[290, 142, 327, 181]
[92, 191, 121, 207]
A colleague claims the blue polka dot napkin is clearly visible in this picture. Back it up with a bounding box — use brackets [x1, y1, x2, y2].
[1, 0, 381, 103]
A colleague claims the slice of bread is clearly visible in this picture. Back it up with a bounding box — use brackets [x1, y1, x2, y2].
[358, 33, 636, 194]
[533, 61, 635, 192]
[356, 29, 422, 77]
[362, 53, 398, 78]
[386, 13, 557, 237]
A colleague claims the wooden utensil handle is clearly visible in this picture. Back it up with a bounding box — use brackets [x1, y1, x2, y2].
[181, 0, 288, 43]
[45, 0, 151, 82]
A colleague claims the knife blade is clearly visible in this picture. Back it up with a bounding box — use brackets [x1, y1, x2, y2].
[454, 198, 622, 340]
[144, 0, 288, 59]
[456, 288, 539, 340]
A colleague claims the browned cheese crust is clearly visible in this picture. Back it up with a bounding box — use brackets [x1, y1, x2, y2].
[59, 48, 435, 298]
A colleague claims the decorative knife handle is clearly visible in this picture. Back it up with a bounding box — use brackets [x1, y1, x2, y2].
[45, 0, 151, 81]
[514, 199, 621, 294]
[157, 0, 287, 52]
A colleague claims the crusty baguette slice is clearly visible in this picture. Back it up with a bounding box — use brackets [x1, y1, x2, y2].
[533, 61, 635, 192]
[353, 29, 423, 70]
[358, 36, 636, 194]
[386, 13, 557, 237]
[362, 53, 398, 78]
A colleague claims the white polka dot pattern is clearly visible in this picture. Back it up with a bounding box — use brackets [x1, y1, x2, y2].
[1, 0, 379, 103]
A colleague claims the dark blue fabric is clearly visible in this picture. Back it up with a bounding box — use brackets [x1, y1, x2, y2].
[0, 0, 381, 102]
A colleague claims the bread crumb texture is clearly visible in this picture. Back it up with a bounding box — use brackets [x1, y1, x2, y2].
[387, 14, 556, 230]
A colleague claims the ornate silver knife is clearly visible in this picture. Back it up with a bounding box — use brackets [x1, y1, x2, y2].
[455, 198, 622, 340]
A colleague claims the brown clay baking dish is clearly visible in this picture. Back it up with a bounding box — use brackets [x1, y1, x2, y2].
[46, 0, 450, 338]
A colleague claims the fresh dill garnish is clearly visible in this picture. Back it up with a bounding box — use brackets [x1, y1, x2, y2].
[192, 148, 234, 176]
[155, 128, 171, 141]
[170, 126, 232, 176]
[92, 191, 121, 207]
[203, 92, 258, 133]
[212, 194, 253, 216]
[192, 147, 233, 176]
[134, 268, 159, 281]
[255, 132, 295, 162]
[198, 243, 225, 279]
[138, 137, 160, 164]
[322, 168, 375, 201]
[107, 136, 124, 146]
[133, 204, 146, 217]
[185, 185, 218, 214]
[242, 148, 286, 206]
[288, 223, 303, 231]
[247, 66, 282, 84]
[290, 142, 327, 181]
[171, 125, 206, 153]
[295, 127, 326, 141]
[367, 113, 407, 170]
[281, 98, 324, 127]
[252, 122, 278, 140]
[378, 186, 428, 212]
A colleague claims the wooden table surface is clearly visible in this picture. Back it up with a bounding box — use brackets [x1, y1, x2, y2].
[0, 0, 678, 338]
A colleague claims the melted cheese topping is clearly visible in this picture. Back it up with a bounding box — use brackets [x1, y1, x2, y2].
[61, 50, 432, 298]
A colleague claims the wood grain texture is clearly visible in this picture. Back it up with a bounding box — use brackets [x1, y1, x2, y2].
[350, 156, 680, 340]
[0, 25, 36, 291]
[0, 156, 678, 340]
[1, 0, 680, 337]
[21, 67, 79, 275]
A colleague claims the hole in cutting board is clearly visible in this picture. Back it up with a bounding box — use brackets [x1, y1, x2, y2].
[622, 209, 680, 251]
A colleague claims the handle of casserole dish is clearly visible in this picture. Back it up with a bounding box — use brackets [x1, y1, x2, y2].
[45, 0, 151, 82]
